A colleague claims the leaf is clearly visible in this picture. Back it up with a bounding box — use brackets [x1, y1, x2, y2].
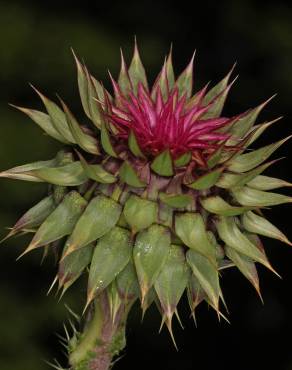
[77, 152, 116, 184]
[31, 85, 75, 143]
[116, 259, 140, 300]
[60, 100, 100, 155]
[19, 191, 87, 257]
[247, 175, 292, 191]
[241, 211, 292, 246]
[151, 150, 173, 177]
[174, 152, 191, 167]
[232, 186, 292, 207]
[123, 195, 158, 232]
[63, 194, 122, 258]
[159, 193, 192, 208]
[86, 227, 132, 307]
[133, 224, 171, 302]
[128, 130, 145, 158]
[155, 245, 190, 321]
[201, 195, 254, 216]
[119, 162, 146, 188]
[1, 195, 56, 242]
[175, 52, 195, 98]
[186, 249, 220, 310]
[216, 160, 276, 189]
[225, 246, 261, 299]
[32, 162, 87, 186]
[101, 121, 117, 157]
[11, 105, 69, 143]
[186, 167, 223, 190]
[175, 213, 217, 265]
[215, 216, 275, 271]
[58, 243, 94, 295]
[128, 40, 148, 93]
[228, 136, 291, 173]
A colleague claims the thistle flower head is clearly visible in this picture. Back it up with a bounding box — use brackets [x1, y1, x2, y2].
[1, 42, 291, 360]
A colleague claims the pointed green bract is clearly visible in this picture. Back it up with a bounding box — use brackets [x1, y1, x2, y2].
[64, 194, 122, 257]
[225, 246, 261, 297]
[72, 49, 91, 118]
[175, 53, 195, 98]
[166, 49, 175, 90]
[216, 160, 276, 189]
[227, 97, 275, 140]
[247, 175, 292, 190]
[186, 249, 220, 310]
[11, 105, 69, 144]
[155, 245, 190, 320]
[216, 216, 273, 270]
[159, 193, 192, 208]
[58, 243, 94, 294]
[128, 42, 148, 93]
[101, 121, 118, 157]
[33, 162, 87, 186]
[118, 50, 132, 97]
[123, 195, 157, 231]
[228, 136, 291, 173]
[187, 274, 205, 314]
[77, 152, 116, 184]
[22, 191, 87, 255]
[86, 72, 104, 128]
[174, 152, 191, 167]
[87, 227, 132, 305]
[175, 213, 216, 265]
[187, 167, 223, 190]
[151, 150, 173, 177]
[152, 61, 169, 101]
[0, 158, 58, 182]
[207, 146, 224, 168]
[32, 86, 76, 143]
[232, 186, 292, 207]
[241, 211, 291, 246]
[119, 162, 146, 187]
[2, 195, 55, 241]
[61, 100, 99, 155]
[116, 259, 140, 300]
[201, 195, 254, 216]
[203, 66, 234, 106]
[128, 130, 145, 158]
[133, 224, 171, 301]
[243, 117, 282, 147]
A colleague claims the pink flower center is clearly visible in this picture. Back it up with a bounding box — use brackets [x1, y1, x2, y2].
[108, 82, 231, 159]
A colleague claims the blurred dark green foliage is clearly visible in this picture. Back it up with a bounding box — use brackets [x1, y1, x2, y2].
[0, 1, 292, 369]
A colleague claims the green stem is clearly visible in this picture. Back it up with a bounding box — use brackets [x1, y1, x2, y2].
[69, 292, 131, 370]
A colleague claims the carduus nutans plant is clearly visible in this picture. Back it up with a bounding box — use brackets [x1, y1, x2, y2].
[1, 42, 291, 370]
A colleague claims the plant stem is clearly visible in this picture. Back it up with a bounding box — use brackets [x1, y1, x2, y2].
[69, 292, 132, 370]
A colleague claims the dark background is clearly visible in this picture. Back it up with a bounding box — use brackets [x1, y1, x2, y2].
[0, 1, 292, 369]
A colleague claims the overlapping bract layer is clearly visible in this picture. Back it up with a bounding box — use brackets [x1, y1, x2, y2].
[1, 43, 291, 345]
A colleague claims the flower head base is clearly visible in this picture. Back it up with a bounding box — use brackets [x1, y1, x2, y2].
[1, 42, 291, 368]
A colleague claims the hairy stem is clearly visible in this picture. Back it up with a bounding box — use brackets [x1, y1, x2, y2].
[69, 292, 132, 370]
